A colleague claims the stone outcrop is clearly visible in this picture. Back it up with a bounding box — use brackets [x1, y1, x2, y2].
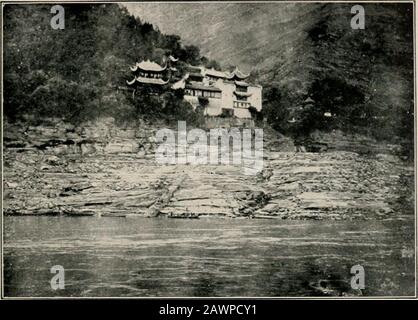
[3, 118, 414, 219]
[4, 117, 162, 158]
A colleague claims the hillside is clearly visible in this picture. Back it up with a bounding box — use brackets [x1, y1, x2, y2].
[124, 3, 316, 74]
[3, 4, 212, 124]
[125, 3, 414, 150]
[3, 3, 414, 154]
[124, 3, 412, 89]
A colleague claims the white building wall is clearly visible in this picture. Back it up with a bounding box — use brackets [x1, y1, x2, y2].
[184, 78, 262, 120]
[184, 94, 222, 116]
[204, 98, 222, 116]
[247, 85, 262, 112]
[216, 80, 235, 110]
[234, 108, 252, 118]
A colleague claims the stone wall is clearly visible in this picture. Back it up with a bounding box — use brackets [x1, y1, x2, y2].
[205, 116, 254, 129]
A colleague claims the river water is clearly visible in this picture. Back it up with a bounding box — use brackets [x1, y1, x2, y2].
[3, 216, 415, 297]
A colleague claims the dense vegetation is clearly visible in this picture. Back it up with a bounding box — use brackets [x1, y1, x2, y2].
[3, 4, 210, 124]
[259, 4, 414, 155]
[4, 3, 414, 156]
[128, 3, 413, 151]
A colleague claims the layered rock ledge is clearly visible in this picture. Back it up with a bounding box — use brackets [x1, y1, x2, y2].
[3, 118, 414, 220]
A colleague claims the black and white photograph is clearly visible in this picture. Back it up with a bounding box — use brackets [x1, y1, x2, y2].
[1, 1, 416, 300]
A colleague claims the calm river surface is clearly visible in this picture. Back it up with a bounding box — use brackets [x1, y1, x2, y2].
[4, 216, 415, 297]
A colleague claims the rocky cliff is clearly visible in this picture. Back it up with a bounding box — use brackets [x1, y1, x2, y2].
[3, 118, 413, 220]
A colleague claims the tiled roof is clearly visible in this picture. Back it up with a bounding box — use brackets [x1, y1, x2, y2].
[185, 81, 221, 92]
[203, 67, 228, 78]
[234, 91, 252, 97]
[130, 59, 167, 72]
[171, 74, 189, 90]
[126, 76, 169, 85]
[226, 67, 250, 80]
[235, 80, 250, 87]
[187, 65, 204, 71]
[168, 55, 179, 62]
[189, 72, 203, 78]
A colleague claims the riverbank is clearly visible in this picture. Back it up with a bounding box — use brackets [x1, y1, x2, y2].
[3, 118, 414, 220]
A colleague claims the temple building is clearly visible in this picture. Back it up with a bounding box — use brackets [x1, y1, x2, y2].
[127, 59, 169, 86]
[127, 58, 262, 124]
[173, 66, 262, 121]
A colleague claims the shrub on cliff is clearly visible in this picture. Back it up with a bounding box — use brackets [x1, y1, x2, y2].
[129, 87, 203, 126]
[259, 4, 413, 148]
[3, 4, 217, 125]
[262, 86, 293, 133]
[28, 76, 98, 121]
[163, 91, 205, 127]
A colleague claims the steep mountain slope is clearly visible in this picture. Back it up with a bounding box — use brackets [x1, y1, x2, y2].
[124, 3, 318, 71]
[125, 3, 412, 89]
[125, 3, 414, 146]
[3, 4, 210, 123]
[4, 3, 413, 148]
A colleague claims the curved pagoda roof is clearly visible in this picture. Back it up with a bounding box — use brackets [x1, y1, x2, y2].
[203, 67, 228, 79]
[234, 91, 252, 97]
[130, 59, 167, 72]
[304, 97, 315, 104]
[171, 73, 189, 90]
[185, 81, 221, 92]
[168, 55, 179, 62]
[235, 80, 250, 87]
[189, 72, 204, 78]
[226, 67, 250, 80]
[126, 76, 169, 85]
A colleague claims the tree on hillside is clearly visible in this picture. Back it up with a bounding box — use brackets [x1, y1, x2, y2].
[262, 86, 292, 133]
[260, 3, 413, 149]
[3, 3, 217, 125]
